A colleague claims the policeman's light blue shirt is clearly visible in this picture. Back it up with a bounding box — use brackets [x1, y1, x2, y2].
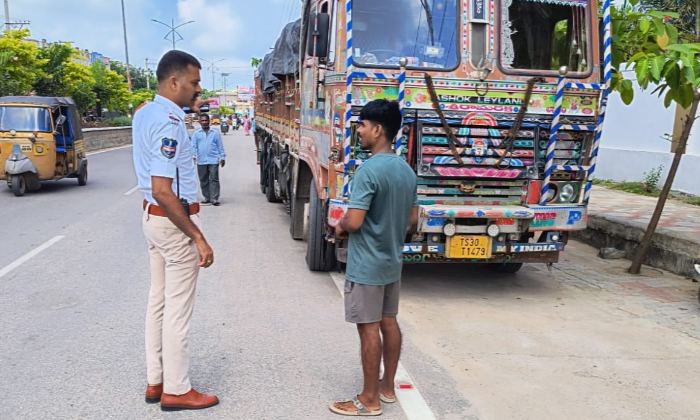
[132, 95, 199, 205]
[191, 128, 226, 165]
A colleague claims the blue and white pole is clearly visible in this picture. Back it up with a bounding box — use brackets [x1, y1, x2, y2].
[395, 58, 407, 155]
[540, 66, 568, 205]
[343, 0, 353, 197]
[584, 0, 612, 204]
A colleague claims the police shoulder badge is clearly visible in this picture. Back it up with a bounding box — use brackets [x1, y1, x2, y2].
[161, 138, 178, 159]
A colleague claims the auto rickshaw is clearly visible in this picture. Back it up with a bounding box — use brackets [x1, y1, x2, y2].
[211, 113, 221, 125]
[0, 96, 88, 196]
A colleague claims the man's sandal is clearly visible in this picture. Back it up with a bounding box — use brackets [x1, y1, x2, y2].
[379, 392, 396, 404]
[329, 396, 382, 416]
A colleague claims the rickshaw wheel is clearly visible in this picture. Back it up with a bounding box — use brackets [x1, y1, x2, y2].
[11, 175, 26, 197]
[78, 166, 88, 186]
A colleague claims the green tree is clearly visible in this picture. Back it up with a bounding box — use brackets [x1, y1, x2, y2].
[34, 44, 95, 99]
[72, 81, 97, 114]
[611, 1, 700, 273]
[218, 105, 232, 115]
[129, 88, 155, 110]
[90, 61, 130, 114]
[200, 89, 215, 100]
[251, 57, 262, 67]
[0, 29, 46, 96]
[111, 60, 157, 91]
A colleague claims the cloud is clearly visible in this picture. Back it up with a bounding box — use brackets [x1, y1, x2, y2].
[177, 0, 242, 55]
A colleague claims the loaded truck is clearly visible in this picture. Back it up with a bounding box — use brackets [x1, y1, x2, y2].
[254, 0, 611, 272]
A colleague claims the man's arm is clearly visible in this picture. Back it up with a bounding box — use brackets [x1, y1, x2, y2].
[152, 176, 214, 267]
[339, 209, 367, 234]
[216, 131, 226, 167]
[408, 206, 419, 234]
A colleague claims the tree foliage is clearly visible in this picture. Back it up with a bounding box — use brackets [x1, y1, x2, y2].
[90, 61, 131, 113]
[251, 57, 262, 67]
[0, 29, 46, 96]
[611, 2, 700, 109]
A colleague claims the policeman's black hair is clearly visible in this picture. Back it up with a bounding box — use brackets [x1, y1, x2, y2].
[359, 99, 402, 142]
[156, 50, 202, 82]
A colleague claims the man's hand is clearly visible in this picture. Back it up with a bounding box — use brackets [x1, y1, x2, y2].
[335, 223, 349, 239]
[195, 239, 215, 268]
[220, 160, 226, 168]
[193, 157, 197, 163]
[191, 98, 212, 115]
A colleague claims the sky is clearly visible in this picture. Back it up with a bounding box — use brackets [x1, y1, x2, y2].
[8, 0, 304, 91]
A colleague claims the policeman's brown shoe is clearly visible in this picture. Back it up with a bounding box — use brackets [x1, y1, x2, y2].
[160, 388, 219, 411]
[145, 384, 163, 404]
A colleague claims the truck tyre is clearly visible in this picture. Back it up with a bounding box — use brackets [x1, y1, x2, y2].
[306, 182, 335, 271]
[266, 163, 281, 203]
[78, 165, 88, 186]
[259, 145, 267, 194]
[11, 175, 26, 197]
[488, 263, 523, 274]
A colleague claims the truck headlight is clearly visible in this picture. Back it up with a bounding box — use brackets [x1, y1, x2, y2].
[443, 222, 456, 237]
[543, 183, 558, 203]
[559, 183, 578, 203]
[487, 223, 500, 237]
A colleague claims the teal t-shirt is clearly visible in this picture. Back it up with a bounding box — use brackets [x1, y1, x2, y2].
[346, 153, 418, 286]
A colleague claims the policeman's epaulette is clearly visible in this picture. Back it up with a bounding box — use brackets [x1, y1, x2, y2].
[168, 113, 180, 124]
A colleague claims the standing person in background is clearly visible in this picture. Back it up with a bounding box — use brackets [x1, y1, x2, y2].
[329, 99, 418, 416]
[191, 114, 226, 206]
[251, 117, 256, 135]
[244, 115, 252, 136]
[132, 50, 218, 411]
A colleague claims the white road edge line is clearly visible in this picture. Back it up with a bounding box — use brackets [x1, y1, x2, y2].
[124, 186, 139, 196]
[329, 271, 437, 420]
[87, 144, 132, 156]
[0, 236, 65, 280]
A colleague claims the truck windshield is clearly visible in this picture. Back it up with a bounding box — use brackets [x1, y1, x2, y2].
[0, 106, 52, 132]
[500, 0, 590, 73]
[352, 0, 460, 70]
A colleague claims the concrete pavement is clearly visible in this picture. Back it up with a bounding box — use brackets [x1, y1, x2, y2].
[0, 129, 698, 419]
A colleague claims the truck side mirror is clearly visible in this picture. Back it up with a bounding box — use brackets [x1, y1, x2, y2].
[307, 13, 330, 59]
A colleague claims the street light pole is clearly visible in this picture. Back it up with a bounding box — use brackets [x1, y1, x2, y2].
[120, 0, 132, 91]
[199, 57, 225, 93]
[4, 0, 10, 30]
[151, 18, 195, 50]
[221, 73, 229, 110]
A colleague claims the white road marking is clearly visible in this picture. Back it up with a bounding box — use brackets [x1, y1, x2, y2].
[87, 144, 132, 156]
[124, 186, 139, 196]
[0, 236, 65, 280]
[329, 271, 438, 420]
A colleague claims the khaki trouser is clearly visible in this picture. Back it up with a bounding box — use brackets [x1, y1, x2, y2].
[142, 207, 201, 395]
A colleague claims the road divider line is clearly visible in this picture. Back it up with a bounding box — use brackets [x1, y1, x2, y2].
[87, 144, 132, 156]
[329, 271, 437, 420]
[0, 236, 65, 280]
[124, 186, 139, 196]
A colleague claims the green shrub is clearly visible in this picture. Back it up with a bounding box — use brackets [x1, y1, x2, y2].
[105, 116, 132, 127]
[642, 165, 664, 193]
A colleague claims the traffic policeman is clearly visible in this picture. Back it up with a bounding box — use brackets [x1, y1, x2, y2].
[132, 50, 218, 411]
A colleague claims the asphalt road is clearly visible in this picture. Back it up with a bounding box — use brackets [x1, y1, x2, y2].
[1, 128, 699, 420]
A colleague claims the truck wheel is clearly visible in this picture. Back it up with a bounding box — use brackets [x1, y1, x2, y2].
[11, 175, 26, 197]
[266, 163, 281, 203]
[306, 182, 335, 272]
[488, 263, 523, 274]
[78, 165, 88, 186]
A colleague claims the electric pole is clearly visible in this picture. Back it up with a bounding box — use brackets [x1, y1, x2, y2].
[4, 0, 9, 30]
[120, 0, 132, 91]
[221, 73, 229, 109]
[145, 58, 157, 90]
[199, 57, 224, 93]
[151, 18, 194, 50]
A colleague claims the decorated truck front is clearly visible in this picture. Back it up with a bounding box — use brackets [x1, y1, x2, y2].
[256, 0, 610, 273]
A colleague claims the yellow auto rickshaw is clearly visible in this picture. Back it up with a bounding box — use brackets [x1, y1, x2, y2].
[211, 113, 221, 125]
[0, 96, 88, 196]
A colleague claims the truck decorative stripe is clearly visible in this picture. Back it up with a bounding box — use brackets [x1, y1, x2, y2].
[584, 0, 612, 204]
[343, 0, 353, 197]
[540, 75, 566, 205]
[565, 82, 603, 90]
[396, 66, 406, 155]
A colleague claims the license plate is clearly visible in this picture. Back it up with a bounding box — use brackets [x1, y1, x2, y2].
[447, 235, 492, 259]
[21, 144, 32, 152]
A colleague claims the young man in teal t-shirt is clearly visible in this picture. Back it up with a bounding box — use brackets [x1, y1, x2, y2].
[330, 100, 418, 417]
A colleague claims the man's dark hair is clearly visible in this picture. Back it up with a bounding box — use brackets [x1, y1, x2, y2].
[200, 114, 210, 121]
[359, 99, 402, 141]
[156, 50, 202, 82]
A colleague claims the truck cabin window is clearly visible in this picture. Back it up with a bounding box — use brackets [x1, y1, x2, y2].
[501, 0, 589, 73]
[352, 0, 460, 70]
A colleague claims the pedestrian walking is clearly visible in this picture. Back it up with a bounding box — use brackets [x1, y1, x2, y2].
[192, 114, 226, 206]
[330, 100, 418, 416]
[132, 50, 219, 412]
[244, 115, 252, 136]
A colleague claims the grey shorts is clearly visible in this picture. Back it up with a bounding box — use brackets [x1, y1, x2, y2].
[344, 280, 400, 324]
